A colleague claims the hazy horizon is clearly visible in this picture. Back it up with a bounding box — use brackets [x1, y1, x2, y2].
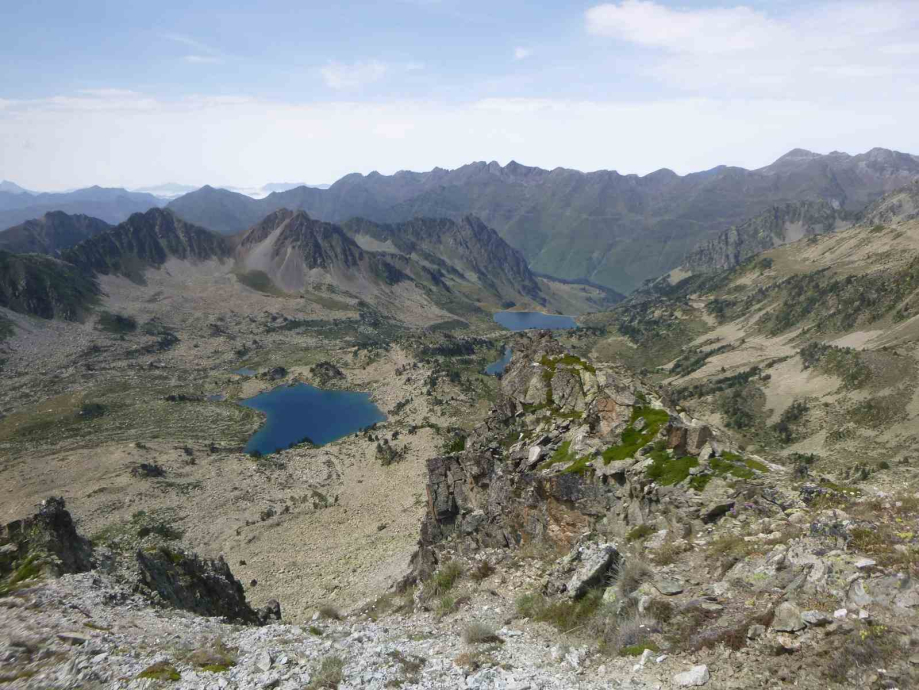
[3, 0, 919, 190]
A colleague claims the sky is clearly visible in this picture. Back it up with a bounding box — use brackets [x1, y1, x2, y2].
[1, 0, 918, 190]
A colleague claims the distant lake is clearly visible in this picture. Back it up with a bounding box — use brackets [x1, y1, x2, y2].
[241, 383, 386, 455]
[233, 368, 257, 377]
[493, 311, 577, 331]
[485, 348, 513, 376]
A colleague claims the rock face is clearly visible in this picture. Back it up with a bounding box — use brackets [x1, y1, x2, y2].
[682, 200, 851, 273]
[135, 547, 267, 624]
[0, 497, 95, 582]
[413, 332, 742, 579]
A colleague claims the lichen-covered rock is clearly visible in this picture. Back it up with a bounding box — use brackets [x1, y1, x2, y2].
[772, 601, 805, 632]
[545, 540, 620, 599]
[135, 546, 262, 624]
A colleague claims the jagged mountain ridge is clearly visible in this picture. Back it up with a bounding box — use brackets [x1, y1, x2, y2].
[0, 207, 569, 327]
[166, 148, 919, 293]
[680, 200, 854, 273]
[0, 211, 111, 256]
[61, 208, 232, 281]
[235, 209, 411, 293]
[341, 215, 544, 306]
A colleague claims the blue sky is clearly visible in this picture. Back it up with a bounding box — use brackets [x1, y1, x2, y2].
[2, 0, 919, 189]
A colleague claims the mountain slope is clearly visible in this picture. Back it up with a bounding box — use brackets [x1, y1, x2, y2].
[0, 250, 100, 321]
[0, 186, 163, 231]
[0, 211, 111, 256]
[680, 200, 853, 273]
[341, 215, 543, 306]
[166, 148, 919, 293]
[235, 209, 408, 294]
[581, 181, 919, 475]
[166, 186, 272, 234]
[61, 208, 231, 280]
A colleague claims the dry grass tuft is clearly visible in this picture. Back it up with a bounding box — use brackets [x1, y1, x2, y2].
[462, 623, 504, 645]
[307, 655, 345, 689]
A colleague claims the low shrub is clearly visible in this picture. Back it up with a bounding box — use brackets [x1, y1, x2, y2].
[462, 623, 503, 645]
[307, 656, 345, 689]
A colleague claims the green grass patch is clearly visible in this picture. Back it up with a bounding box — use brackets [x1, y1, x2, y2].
[431, 560, 464, 594]
[601, 407, 670, 464]
[646, 452, 698, 486]
[627, 524, 655, 542]
[200, 664, 233, 673]
[620, 641, 660, 657]
[539, 441, 586, 472]
[515, 588, 604, 632]
[137, 662, 180, 682]
[709, 456, 754, 480]
[744, 457, 769, 473]
[0, 553, 42, 596]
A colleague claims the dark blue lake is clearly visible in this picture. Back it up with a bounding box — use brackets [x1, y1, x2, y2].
[493, 311, 577, 331]
[485, 348, 513, 376]
[240, 383, 386, 455]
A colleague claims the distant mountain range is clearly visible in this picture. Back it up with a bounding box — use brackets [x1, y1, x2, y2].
[0, 186, 165, 230]
[6, 147, 919, 293]
[163, 148, 919, 293]
[0, 212, 111, 256]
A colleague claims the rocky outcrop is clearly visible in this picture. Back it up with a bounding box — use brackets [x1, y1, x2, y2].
[412, 333, 753, 579]
[310, 361, 345, 385]
[1, 498, 95, 585]
[135, 546, 274, 624]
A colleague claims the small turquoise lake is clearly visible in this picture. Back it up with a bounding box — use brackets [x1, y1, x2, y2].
[485, 348, 513, 376]
[493, 311, 577, 331]
[241, 383, 386, 455]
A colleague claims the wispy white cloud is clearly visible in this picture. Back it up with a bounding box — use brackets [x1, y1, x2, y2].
[586, 1, 778, 54]
[184, 55, 223, 65]
[162, 33, 226, 66]
[320, 60, 389, 90]
[585, 1, 919, 96]
[319, 60, 423, 89]
[514, 47, 532, 60]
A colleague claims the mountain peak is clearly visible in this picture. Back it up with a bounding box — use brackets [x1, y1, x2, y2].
[774, 148, 821, 163]
[0, 180, 34, 195]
